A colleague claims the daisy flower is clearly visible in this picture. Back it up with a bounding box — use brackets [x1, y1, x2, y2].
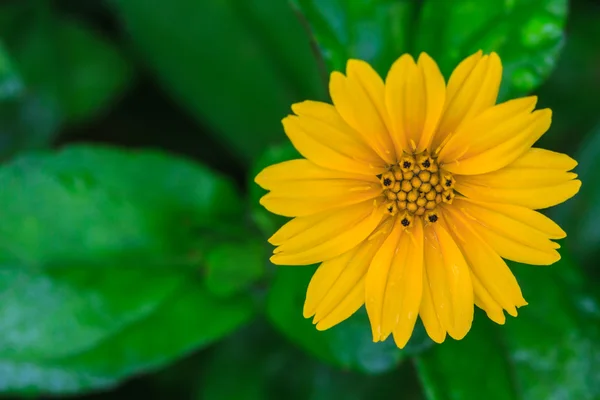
[255, 51, 581, 348]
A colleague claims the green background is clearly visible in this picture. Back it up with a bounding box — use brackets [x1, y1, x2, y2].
[0, 0, 598, 398]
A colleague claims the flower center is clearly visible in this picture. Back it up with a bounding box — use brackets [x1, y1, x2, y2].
[379, 150, 455, 227]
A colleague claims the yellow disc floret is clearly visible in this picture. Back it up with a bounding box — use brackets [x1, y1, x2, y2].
[380, 150, 453, 226]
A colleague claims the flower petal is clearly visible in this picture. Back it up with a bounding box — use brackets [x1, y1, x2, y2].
[257, 160, 382, 217]
[455, 148, 581, 209]
[366, 217, 424, 347]
[419, 272, 447, 344]
[431, 51, 502, 151]
[437, 96, 537, 162]
[303, 219, 394, 330]
[454, 197, 561, 265]
[283, 102, 386, 175]
[442, 207, 527, 318]
[269, 201, 386, 265]
[472, 274, 506, 325]
[424, 222, 474, 340]
[440, 103, 552, 175]
[385, 53, 446, 154]
[392, 219, 425, 348]
[329, 62, 396, 164]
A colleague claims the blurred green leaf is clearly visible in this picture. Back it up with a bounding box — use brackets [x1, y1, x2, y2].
[200, 319, 424, 400]
[0, 146, 242, 265]
[249, 143, 300, 238]
[0, 41, 23, 100]
[290, 0, 417, 76]
[0, 278, 253, 395]
[53, 19, 133, 123]
[267, 265, 431, 374]
[0, 146, 253, 394]
[416, 0, 567, 99]
[2, 3, 133, 124]
[112, 0, 325, 164]
[294, 0, 566, 98]
[552, 123, 599, 270]
[205, 240, 266, 298]
[416, 254, 600, 399]
[537, 2, 600, 153]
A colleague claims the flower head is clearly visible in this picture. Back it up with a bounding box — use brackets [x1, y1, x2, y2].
[255, 51, 580, 348]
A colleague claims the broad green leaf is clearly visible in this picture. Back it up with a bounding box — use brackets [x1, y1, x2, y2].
[112, 0, 325, 164]
[415, 0, 567, 99]
[552, 123, 600, 269]
[0, 279, 254, 395]
[290, 0, 417, 76]
[200, 320, 424, 400]
[267, 265, 431, 374]
[416, 255, 600, 400]
[1, 2, 133, 124]
[205, 240, 266, 298]
[0, 146, 253, 394]
[0, 146, 241, 265]
[249, 143, 300, 238]
[293, 0, 566, 98]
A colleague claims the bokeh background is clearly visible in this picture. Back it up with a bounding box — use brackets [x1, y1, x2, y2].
[0, 0, 598, 398]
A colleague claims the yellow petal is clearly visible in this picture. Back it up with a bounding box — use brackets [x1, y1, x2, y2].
[257, 160, 382, 217]
[438, 96, 537, 163]
[432, 51, 502, 151]
[385, 53, 446, 154]
[329, 63, 396, 164]
[424, 222, 474, 340]
[455, 148, 581, 209]
[472, 274, 506, 325]
[419, 271, 447, 344]
[454, 198, 561, 265]
[366, 217, 424, 346]
[392, 218, 425, 349]
[442, 207, 527, 317]
[282, 114, 384, 176]
[416, 53, 447, 152]
[510, 147, 577, 170]
[384, 54, 416, 156]
[442, 107, 552, 175]
[270, 201, 385, 265]
[364, 218, 403, 341]
[291, 101, 385, 169]
[457, 197, 566, 239]
[303, 219, 394, 330]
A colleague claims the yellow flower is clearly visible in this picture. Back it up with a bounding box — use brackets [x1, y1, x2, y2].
[254, 51, 581, 348]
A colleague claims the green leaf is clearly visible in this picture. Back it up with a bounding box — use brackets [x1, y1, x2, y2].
[267, 265, 431, 374]
[416, 254, 600, 399]
[200, 320, 424, 400]
[0, 36, 60, 160]
[205, 240, 266, 298]
[0, 146, 241, 265]
[293, 0, 567, 98]
[0, 41, 23, 100]
[0, 278, 254, 395]
[536, 3, 600, 153]
[290, 0, 417, 76]
[52, 18, 134, 123]
[1, 2, 133, 124]
[415, 0, 567, 99]
[0, 146, 253, 394]
[111, 0, 325, 164]
[552, 123, 599, 269]
[249, 143, 300, 238]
